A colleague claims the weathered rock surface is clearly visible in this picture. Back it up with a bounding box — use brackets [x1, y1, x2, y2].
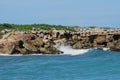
[0, 42, 15, 54]
[0, 28, 120, 54]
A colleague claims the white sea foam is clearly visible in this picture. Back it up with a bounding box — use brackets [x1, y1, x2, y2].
[29, 54, 43, 56]
[94, 47, 110, 51]
[59, 45, 89, 56]
[0, 53, 23, 56]
[0, 53, 10, 56]
[103, 48, 110, 51]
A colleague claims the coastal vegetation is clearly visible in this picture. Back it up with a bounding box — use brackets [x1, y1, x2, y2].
[0, 23, 80, 31]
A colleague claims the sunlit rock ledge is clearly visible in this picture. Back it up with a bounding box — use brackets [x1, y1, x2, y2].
[0, 28, 120, 55]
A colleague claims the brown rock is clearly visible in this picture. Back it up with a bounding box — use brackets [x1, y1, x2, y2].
[31, 37, 44, 47]
[72, 41, 82, 49]
[39, 47, 60, 54]
[0, 42, 15, 54]
[110, 46, 120, 52]
[95, 36, 106, 44]
[23, 41, 38, 52]
[107, 42, 114, 48]
[14, 45, 27, 54]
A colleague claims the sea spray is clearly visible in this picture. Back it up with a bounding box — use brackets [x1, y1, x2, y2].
[103, 48, 110, 51]
[0, 53, 23, 56]
[59, 45, 90, 56]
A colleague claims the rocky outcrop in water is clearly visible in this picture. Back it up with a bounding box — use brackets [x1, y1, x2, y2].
[0, 28, 120, 54]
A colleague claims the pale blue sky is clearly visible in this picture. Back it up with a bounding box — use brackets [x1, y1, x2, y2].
[0, 0, 120, 27]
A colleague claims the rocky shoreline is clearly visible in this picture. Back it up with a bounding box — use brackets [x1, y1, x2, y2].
[0, 27, 120, 55]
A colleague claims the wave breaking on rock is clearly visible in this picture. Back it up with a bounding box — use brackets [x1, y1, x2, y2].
[0, 27, 120, 55]
[59, 45, 90, 56]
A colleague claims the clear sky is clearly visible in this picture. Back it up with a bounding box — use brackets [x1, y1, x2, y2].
[0, 0, 120, 27]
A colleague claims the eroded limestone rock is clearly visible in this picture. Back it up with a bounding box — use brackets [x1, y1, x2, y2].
[0, 29, 120, 54]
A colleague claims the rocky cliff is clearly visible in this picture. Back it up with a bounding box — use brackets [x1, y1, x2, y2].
[0, 28, 120, 54]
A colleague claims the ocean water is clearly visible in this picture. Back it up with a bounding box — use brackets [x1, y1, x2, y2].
[0, 48, 120, 80]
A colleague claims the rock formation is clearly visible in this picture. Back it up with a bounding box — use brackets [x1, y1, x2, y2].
[0, 28, 120, 54]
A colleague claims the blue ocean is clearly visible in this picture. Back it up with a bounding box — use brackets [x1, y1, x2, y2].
[0, 48, 120, 80]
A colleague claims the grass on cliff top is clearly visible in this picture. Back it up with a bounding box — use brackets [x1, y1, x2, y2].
[0, 23, 112, 32]
[0, 23, 80, 31]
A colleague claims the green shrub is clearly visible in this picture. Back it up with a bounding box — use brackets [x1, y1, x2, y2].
[0, 23, 81, 31]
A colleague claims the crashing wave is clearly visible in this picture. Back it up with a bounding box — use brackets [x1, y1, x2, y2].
[103, 48, 110, 51]
[59, 45, 90, 56]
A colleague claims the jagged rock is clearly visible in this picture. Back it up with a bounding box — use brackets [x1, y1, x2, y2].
[72, 41, 82, 49]
[0, 42, 15, 54]
[39, 47, 54, 54]
[23, 41, 38, 52]
[39, 47, 61, 54]
[82, 42, 92, 49]
[44, 41, 55, 48]
[39, 47, 46, 53]
[0, 28, 120, 54]
[1, 32, 37, 43]
[71, 41, 91, 49]
[44, 42, 51, 48]
[72, 35, 78, 40]
[12, 40, 27, 54]
[95, 36, 106, 44]
[31, 37, 44, 47]
[14, 47, 27, 54]
[107, 42, 114, 48]
[109, 39, 120, 51]
[110, 46, 120, 52]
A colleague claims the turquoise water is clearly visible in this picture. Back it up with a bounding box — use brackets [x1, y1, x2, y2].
[0, 49, 120, 80]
